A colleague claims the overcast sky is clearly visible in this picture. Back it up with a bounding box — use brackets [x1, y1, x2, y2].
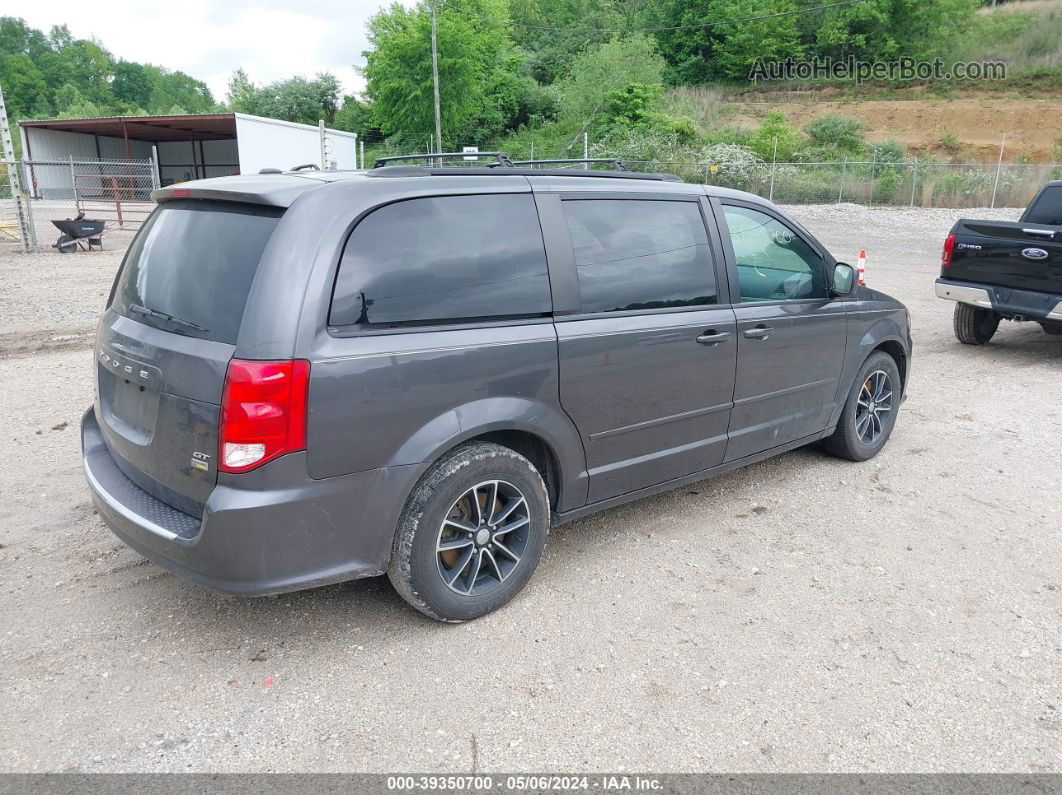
[16, 0, 410, 102]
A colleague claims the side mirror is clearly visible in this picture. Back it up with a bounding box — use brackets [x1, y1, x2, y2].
[831, 262, 856, 296]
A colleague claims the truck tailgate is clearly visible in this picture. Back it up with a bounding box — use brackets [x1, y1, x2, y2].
[946, 219, 1062, 293]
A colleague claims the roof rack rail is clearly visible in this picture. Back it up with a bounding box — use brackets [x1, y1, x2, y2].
[364, 165, 683, 182]
[372, 151, 515, 168]
[290, 163, 320, 172]
[505, 158, 629, 171]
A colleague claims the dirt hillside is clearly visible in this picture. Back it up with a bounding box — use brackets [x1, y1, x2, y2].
[733, 98, 1062, 161]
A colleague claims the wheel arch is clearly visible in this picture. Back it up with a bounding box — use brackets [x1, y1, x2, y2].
[871, 338, 908, 392]
[388, 397, 589, 513]
[829, 317, 909, 430]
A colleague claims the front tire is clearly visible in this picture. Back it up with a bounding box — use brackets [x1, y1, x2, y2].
[822, 351, 902, 462]
[953, 303, 999, 345]
[387, 441, 549, 622]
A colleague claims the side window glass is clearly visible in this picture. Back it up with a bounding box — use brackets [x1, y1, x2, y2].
[562, 199, 718, 314]
[722, 205, 827, 302]
[330, 194, 551, 327]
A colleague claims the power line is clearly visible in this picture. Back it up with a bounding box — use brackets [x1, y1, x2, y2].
[441, 0, 867, 34]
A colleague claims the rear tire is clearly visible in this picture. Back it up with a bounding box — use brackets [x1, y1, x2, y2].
[822, 351, 902, 462]
[387, 441, 549, 623]
[953, 303, 999, 345]
[1040, 322, 1062, 336]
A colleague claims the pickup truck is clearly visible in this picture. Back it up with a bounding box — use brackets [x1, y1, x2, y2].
[936, 180, 1062, 344]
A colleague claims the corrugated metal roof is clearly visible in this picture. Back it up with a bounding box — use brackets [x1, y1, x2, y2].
[20, 114, 238, 142]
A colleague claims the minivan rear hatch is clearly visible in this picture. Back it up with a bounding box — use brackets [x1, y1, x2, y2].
[95, 199, 283, 517]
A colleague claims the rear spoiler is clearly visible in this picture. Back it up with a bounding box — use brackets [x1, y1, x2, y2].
[151, 175, 318, 208]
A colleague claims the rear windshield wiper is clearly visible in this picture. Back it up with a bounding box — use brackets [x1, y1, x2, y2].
[129, 304, 208, 333]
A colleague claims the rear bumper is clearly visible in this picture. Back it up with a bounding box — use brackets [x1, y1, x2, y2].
[81, 407, 424, 595]
[935, 278, 1062, 321]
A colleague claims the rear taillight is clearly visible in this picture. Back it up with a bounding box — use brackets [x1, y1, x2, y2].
[219, 359, 309, 473]
[941, 232, 956, 268]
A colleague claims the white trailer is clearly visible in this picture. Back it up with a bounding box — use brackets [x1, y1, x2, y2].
[20, 112, 360, 194]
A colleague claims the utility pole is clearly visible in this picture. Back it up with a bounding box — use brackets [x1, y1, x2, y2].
[430, 0, 443, 165]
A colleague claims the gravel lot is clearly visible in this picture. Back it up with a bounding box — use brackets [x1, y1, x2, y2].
[1, 205, 1059, 774]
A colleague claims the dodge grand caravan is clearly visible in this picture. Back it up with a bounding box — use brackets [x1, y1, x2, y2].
[82, 158, 912, 622]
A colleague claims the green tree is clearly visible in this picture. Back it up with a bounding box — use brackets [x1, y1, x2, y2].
[646, 0, 801, 82]
[510, 0, 619, 83]
[58, 39, 115, 105]
[334, 95, 375, 134]
[226, 68, 260, 114]
[362, 0, 512, 146]
[0, 53, 47, 116]
[556, 34, 665, 125]
[54, 82, 101, 118]
[146, 66, 215, 113]
[112, 61, 153, 109]
[225, 71, 341, 124]
[809, 0, 978, 61]
[710, 0, 802, 79]
[464, 53, 558, 141]
[1, 15, 219, 124]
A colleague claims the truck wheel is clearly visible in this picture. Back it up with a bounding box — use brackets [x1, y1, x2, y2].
[388, 441, 549, 623]
[953, 303, 999, 345]
[822, 351, 901, 462]
[1040, 323, 1062, 336]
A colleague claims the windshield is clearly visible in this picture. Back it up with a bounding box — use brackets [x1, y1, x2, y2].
[112, 199, 283, 344]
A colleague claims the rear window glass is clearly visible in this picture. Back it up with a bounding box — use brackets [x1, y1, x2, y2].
[329, 194, 551, 327]
[112, 200, 283, 344]
[1024, 185, 1062, 226]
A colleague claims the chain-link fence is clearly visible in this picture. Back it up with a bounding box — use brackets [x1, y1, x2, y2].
[0, 158, 159, 252]
[358, 153, 1061, 208]
[22, 158, 159, 250]
[621, 159, 1062, 208]
[3, 154, 1062, 254]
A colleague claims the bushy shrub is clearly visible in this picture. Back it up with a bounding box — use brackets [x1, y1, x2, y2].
[931, 167, 1016, 202]
[748, 110, 802, 162]
[804, 114, 866, 154]
[590, 83, 697, 144]
[701, 143, 764, 177]
[938, 132, 962, 154]
[870, 139, 907, 168]
[699, 143, 767, 190]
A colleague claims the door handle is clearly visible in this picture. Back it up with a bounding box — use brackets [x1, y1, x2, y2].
[743, 325, 774, 340]
[695, 330, 731, 346]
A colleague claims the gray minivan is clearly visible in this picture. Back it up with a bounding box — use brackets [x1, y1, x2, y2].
[82, 160, 912, 621]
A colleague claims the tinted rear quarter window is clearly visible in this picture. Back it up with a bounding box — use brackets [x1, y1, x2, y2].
[561, 199, 718, 314]
[1024, 185, 1062, 226]
[112, 200, 282, 344]
[330, 194, 551, 327]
